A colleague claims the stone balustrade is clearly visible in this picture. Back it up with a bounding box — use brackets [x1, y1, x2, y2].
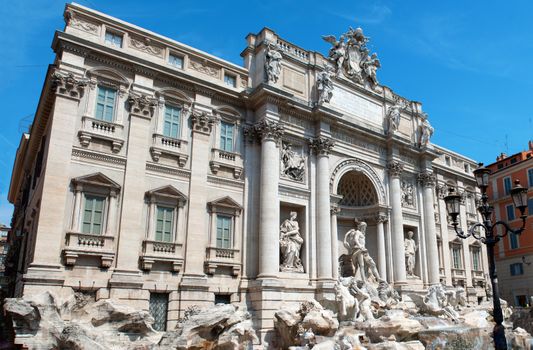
[205, 246, 241, 276]
[149, 133, 189, 167]
[140, 240, 183, 272]
[63, 231, 115, 268]
[78, 116, 124, 152]
[209, 148, 243, 179]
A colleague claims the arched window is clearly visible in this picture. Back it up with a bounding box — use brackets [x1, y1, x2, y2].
[337, 171, 378, 207]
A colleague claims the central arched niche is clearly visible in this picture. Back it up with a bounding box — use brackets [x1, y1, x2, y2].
[336, 170, 380, 277]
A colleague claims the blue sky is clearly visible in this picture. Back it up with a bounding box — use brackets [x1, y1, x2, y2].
[1, 0, 532, 225]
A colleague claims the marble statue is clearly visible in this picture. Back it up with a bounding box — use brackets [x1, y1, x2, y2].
[322, 27, 380, 86]
[265, 43, 282, 83]
[404, 231, 418, 277]
[316, 65, 334, 105]
[348, 279, 375, 321]
[377, 279, 401, 308]
[386, 100, 406, 133]
[401, 181, 415, 208]
[343, 221, 381, 283]
[335, 279, 360, 322]
[422, 284, 460, 322]
[279, 211, 304, 272]
[419, 113, 434, 147]
[446, 286, 467, 311]
[281, 143, 306, 181]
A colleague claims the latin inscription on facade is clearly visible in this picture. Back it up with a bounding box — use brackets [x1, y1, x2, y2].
[329, 84, 383, 125]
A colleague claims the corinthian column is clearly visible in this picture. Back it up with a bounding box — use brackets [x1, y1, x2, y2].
[387, 161, 407, 284]
[310, 137, 335, 281]
[330, 205, 341, 279]
[376, 214, 388, 280]
[256, 120, 284, 278]
[418, 171, 440, 285]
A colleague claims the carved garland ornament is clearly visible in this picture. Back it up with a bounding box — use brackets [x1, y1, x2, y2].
[51, 71, 89, 100]
[191, 111, 215, 134]
[127, 93, 157, 118]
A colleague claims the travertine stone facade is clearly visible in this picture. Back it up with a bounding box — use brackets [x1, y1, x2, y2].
[6, 3, 490, 342]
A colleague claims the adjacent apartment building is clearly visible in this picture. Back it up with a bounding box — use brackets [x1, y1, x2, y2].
[487, 141, 533, 306]
[5, 3, 489, 340]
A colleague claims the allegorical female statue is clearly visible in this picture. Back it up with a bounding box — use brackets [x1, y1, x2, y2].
[279, 211, 304, 272]
[404, 231, 418, 276]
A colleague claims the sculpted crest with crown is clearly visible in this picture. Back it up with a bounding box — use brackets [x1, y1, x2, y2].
[322, 27, 380, 88]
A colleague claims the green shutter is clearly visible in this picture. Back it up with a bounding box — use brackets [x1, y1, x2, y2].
[163, 106, 181, 139]
[220, 122, 234, 152]
[155, 206, 174, 242]
[216, 215, 232, 248]
[82, 195, 105, 235]
[95, 86, 116, 122]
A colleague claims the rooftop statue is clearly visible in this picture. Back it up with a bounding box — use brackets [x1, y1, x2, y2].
[322, 27, 380, 88]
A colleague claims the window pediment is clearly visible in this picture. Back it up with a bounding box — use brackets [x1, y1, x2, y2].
[156, 87, 192, 105]
[208, 196, 242, 215]
[86, 67, 130, 88]
[146, 185, 187, 206]
[72, 172, 120, 191]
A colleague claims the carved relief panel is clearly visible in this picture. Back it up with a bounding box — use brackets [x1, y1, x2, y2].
[401, 179, 416, 209]
[280, 141, 306, 182]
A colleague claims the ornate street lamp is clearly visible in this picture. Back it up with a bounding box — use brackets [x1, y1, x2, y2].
[444, 163, 528, 350]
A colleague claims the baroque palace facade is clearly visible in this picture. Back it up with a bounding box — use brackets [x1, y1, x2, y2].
[6, 3, 489, 337]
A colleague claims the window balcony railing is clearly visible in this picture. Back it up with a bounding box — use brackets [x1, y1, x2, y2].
[471, 269, 484, 279]
[149, 133, 189, 167]
[63, 231, 115, 268]
[205, 246, 241, 276]
[140, 239, 183, 272]
[451, 268, 466, 277]
[209, 148, 243, 179]
[78, 116, 124, 152]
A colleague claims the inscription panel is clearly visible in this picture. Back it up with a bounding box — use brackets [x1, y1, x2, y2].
[282, 67, 305, 94]
[329, 84, 383, 125]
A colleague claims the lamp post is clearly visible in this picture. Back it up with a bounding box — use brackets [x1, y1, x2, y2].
[444, 163, 528, 350]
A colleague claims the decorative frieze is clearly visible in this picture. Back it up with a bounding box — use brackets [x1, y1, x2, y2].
[418, 171, 436, 187]
[51, 71, 89, 100]
[65, 10, 99, 35]
[129, 36, 163, 57]
[309, 137, 335, 155]
[254, 119, 284, 142]
[127, 93, 157, 118]
[188, 58, 220, 78]
[386, 161, 403, 177]
[191, 110, 215, 134]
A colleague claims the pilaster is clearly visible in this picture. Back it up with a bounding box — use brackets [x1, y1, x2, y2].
[376, 213, 388, 281]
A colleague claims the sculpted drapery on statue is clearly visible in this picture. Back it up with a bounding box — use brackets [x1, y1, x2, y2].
[279, 211, 304, 272]
[419, 113, 434, 147]
[316, 65, 334, 105]
[265, 43, 282, 84]
[343, 221, 381, 283]
[386, 100, 406, 134]
[404, 231, 418, 277]
[322, 27, 380, 87]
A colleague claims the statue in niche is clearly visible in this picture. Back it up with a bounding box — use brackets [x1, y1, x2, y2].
[265, 43, 282, 84]
[404, 231, 418, 277]
[343, 221, 381, 283]
[401, 181, 415, 208]
[386, 100, 406, 134]
[419, 113, 434, 147]
[279, 211, 304, 272]
[281, 143, 306, 181]
[316, 65, 334, 105]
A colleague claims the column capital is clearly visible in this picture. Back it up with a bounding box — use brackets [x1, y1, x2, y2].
[330, 204, 341, 215]
[386, 160, 403, 177]
[376, 213, 388, 223]
[127, 92, 157, 119]
[309, 136, 335, 155]
[51, 70, 89, 101]
[191, 110, 216, 134]
[417, 171, 436, 187]
[254, 119, 284, 142]
[435, 183, 448, 199]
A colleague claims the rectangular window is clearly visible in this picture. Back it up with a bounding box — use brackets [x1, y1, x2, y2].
[163, 105, 181, 139]
[471, 248, 481, 271]
[149, 293, 168, 331]
[510, 232, 519, 249]
[216, 215, 232, 249]
[528, 198, 533, 216]
[503, 177, 512, 195]
[464, 163, 470, 173]
[510, 263, 524, 276]
[224, 74, 236, 87]
[452, 246, 462, 269]
[168, 53, 183, 68]
[82, 195, 105, 235]
[497, 163, 503, 169]
[105, 31, 123, 48]
[214, 294, 231, 305]
[445, 156, 451, 166]
[219, 121, 234, 152]
[528, 168, 533, 187]
[506, 204, 515, 221]
[510, 157, 517, 164]
[155, 206, 174, 242]
[95, 86, 117, 122]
